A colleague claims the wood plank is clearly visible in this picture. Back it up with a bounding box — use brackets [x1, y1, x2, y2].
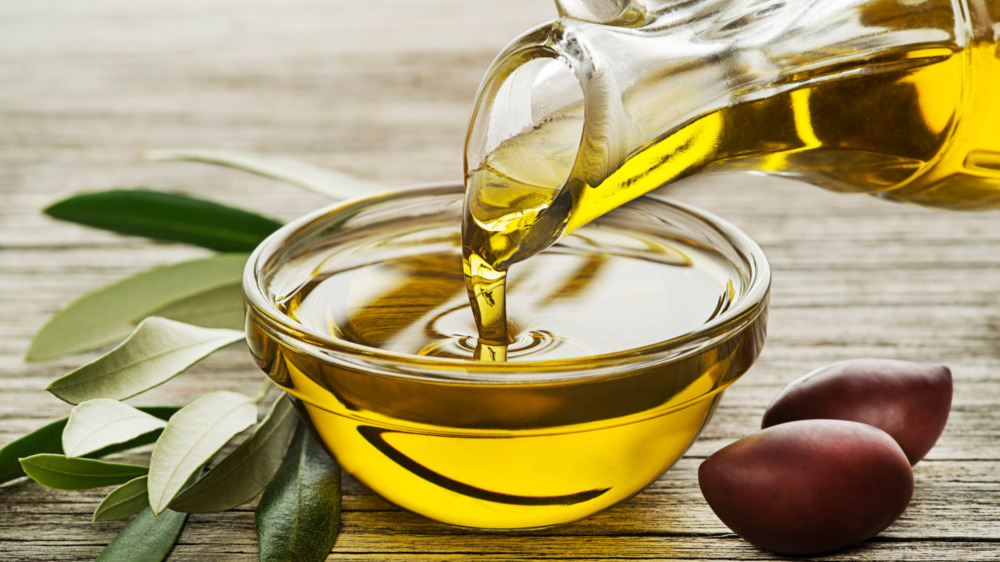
[2, 0, 999, 560]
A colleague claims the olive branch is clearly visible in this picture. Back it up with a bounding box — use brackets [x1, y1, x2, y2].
[0, 150, 380, 561]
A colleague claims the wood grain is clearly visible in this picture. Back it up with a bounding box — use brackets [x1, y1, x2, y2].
[2, 0, 999, 560]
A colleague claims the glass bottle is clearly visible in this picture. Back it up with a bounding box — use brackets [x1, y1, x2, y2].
[463, 0, 1000, 270]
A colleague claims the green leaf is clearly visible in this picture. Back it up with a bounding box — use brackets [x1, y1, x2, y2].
[142, 282, 246, 331]
[43, 189, 282, 252]
[144, 148, 385, 200]
[85, 406, 179, 458]
[147, 391, 257, 515]
[63, 399, 168, 458]
[95, 506, 187, 562]
[0, 419, 65, 485]
[19, 454, 147, 490]
[0, 407, 178, 485]
[47, 317, 245, 405]
[256, 424, 341, 562]
[169, 394, 296, 513]
[93, 475, 149, 522]
[27, 253, 248, 362]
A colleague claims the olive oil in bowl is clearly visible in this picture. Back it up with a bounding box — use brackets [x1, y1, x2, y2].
[244, 184, 769, 529]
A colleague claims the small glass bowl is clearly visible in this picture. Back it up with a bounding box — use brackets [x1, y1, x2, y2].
[243, 183, 769, 529]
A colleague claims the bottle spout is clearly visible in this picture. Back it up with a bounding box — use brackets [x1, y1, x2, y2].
[555, 0, 648, 26]
[463, 21, 631, 266]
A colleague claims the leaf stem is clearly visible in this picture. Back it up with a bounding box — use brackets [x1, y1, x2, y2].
[252, 378, 275, 404]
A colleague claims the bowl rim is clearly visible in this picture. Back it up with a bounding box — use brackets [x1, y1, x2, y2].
[243, 182, 770, 383]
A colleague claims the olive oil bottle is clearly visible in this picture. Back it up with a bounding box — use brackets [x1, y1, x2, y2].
[462, 0, 1000, 345]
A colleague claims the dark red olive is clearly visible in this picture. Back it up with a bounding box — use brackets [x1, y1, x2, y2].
[762, 359, 952, 465]
[699, 419, 913, 555]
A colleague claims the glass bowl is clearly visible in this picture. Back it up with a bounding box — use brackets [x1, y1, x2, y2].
[243, 183, 769, 529]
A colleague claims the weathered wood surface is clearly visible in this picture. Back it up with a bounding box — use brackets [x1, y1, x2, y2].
[2, 0, 999, 560]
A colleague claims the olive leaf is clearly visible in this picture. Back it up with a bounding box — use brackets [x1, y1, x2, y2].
[83, 406, 179, 458]
[62, 399, 168, 458]
[169, 394, 297, 513]
[93, 475, 150, 522]
[43, 189, 282, 252]
[0, 406, 178, 485]
[147, 391, 257, 515]
[256, 425, 341, 562]
[143, 282, 246, 331]
[144, 148, 385, 200]
[47, 317, 245, 405]
[1, 419, 72, 486]
[27, 253, 248, 362]
[18, 454, 147, 490]
[95, 506, 187, 562]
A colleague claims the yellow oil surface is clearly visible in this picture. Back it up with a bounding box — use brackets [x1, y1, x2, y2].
[283, 233, 734, 362]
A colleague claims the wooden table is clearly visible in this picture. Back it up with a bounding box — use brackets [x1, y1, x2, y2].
[2, 1, 998, 559]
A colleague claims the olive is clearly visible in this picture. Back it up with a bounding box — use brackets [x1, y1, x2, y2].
[698, 419, 913, 555]
[762, 359, 952, 464]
